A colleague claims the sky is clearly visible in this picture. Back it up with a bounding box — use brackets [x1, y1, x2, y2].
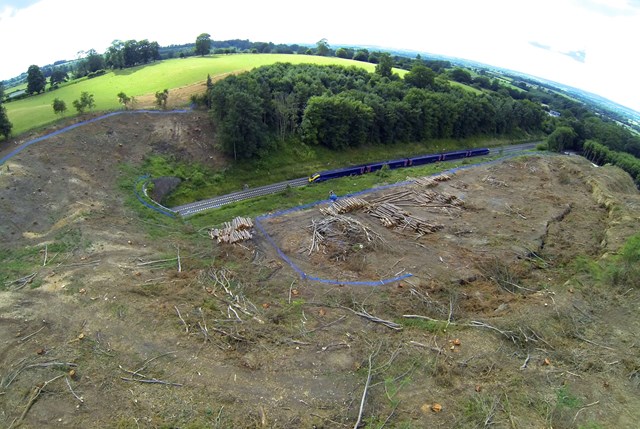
[1, 0, 639, 112]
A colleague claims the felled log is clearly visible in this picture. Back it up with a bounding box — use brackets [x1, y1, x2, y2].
[209, 216, 254, 244]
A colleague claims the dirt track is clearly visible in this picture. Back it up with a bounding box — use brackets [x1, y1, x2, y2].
[1, 111, 639, 428]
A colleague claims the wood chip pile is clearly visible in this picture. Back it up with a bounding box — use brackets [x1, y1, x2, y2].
[209, 216, 254, 244]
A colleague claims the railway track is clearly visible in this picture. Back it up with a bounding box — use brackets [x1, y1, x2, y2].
[170, 142, 539, 217]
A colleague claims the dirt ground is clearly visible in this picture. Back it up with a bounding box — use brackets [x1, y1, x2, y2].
[1, 111, 639, 428]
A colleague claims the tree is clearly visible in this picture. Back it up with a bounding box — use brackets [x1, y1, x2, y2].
[72, 91, 95, 113]
[315, 38, 330, 56]
[335, 47, 348, 59]
[375, 53, 394, 78]
[195, 33, 212, 56]
[155, 89, 169, 109]
[117, 92, 135, 109]
[353, 49, 369, 62]
[49, 69, 68, 88]
[105, 40, 125, 69]
[0, 101, 11, 140]
[83, 49, 105, 74]
[547, 126, 577, 152]
[404, 64, 435, 89]
[450, 68, 472, 84]
[26, 65, 46, 94]
[52, 98, 67, 115]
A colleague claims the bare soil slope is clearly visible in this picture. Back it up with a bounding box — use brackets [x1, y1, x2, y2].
[1, 112, 639, 428]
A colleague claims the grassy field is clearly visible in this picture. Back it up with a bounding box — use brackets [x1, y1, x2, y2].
[3, 54, 405, 137]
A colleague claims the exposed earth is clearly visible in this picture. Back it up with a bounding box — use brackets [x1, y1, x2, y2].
[1, 111, 639, 428]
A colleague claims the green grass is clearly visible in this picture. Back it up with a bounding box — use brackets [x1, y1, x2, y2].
[0, 226, 89, 290]
[183, 153, 498, 229]
[3, 54, 404, 138]
[158, 136, 508, 207]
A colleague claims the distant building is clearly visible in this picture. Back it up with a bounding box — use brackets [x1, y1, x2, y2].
[548, 110, 561, 117]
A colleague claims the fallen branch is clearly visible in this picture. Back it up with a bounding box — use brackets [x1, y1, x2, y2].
[574, 335, 615, 351]
[134, 351, 177, 373]
[19, 326, 46, 343]
[304, 315, 347, 335]
[4, 272, 37, 289]
[353, 352, 374, 429]
[468, 320, 518, 344]
[9, 374, 64, 429]
[520, 353, 531, 370]
[408, 340, 444, 354]
[65, 376, 84, 403]
[120, 377, 183, 387]
[174, 306, 188, 333]
[403, 314, 453, 325]
[136, 257, 178, 266]
[572, 400, 600, 423]
[288, 280, 295, 304]
[347, 307, 402, 331]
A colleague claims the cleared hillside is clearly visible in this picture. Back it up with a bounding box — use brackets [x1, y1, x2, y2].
[1, 111, 639, 428]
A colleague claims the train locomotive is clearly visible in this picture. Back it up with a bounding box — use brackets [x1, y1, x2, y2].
[308, 148, 490, 183]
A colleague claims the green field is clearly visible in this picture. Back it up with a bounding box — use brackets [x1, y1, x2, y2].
[4, 54, 406, 137]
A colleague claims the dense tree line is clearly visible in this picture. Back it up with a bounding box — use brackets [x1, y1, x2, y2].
[582, 140, 640, 185]
[207, 63, 546, 159]
[0, 83, 11, 139]
[105, 39, 160, 69]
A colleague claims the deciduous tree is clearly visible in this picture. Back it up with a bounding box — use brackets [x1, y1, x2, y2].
[155, 89, 169, 109]
[547, 126, 577, 152]
[52, 98, 67, 115]
[315, 39, 330, 56]
[375, 53, 394, 78]
[117, 92, 135, 109]
[26, 65, 46, 94]
[72, 91, 95, 113]
[49, 69, 68, 88]
[404, 64, 435, 89]
[0, 104, 11, 140]
[195, 33, 212, 56]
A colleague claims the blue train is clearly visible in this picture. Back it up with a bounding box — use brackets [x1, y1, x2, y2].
[308, 148, 490, 183]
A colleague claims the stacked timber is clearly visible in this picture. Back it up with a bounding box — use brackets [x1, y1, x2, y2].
[320, 197, 369, 215]
[371, 189, 463, 208]
[209, 216, 254, 244]
[367, 202, 443, 235]
[409, 173, 452, 187]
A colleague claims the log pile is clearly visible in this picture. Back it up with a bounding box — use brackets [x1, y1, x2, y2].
[308, 214, 384, 255]
[371, 189, 463, 208]
[408, 173, 452, 187]
[320, 197, 369, 215]
[209, 216, 254, 244]
[367, 202, 443, 235]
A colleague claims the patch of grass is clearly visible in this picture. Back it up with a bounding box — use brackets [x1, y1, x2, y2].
[608, 232, 640, 288]
[556, 386, 582, 409]
[0, 246, 41, 288]
[398, 317, 448, 333]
